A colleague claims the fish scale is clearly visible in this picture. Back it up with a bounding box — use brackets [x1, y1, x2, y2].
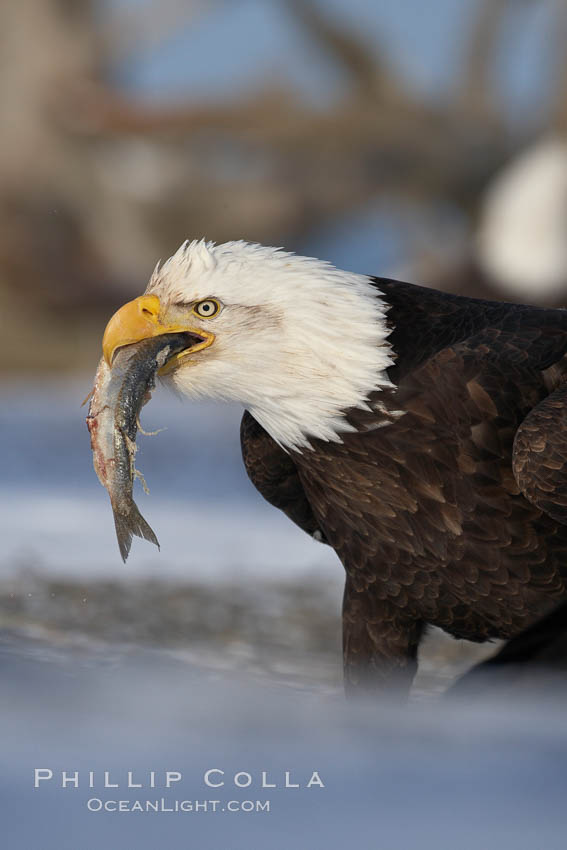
[87, 333, 190, 561]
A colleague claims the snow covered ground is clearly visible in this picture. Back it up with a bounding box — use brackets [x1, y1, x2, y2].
[2, 631, 566, 850]
[2, 379, 565, 848]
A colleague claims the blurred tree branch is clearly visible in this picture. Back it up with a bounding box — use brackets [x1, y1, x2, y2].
[285, 0, 402, 102]
[101, 0, 219, 65]
[455, 0, 514, 126]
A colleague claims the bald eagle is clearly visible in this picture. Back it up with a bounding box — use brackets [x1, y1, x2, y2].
[101, 240, 567, 696]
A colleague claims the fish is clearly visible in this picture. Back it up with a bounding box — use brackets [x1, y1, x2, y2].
[86, 334, 190, 561]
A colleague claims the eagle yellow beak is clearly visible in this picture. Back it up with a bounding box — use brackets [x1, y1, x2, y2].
[102, 294, 214, 368]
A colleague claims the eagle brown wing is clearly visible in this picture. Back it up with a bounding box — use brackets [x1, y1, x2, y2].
[241, 302, 567, 693]
[240, 410, 328, 542]
[513, 381, 567, 526]
[293, 321, 567, 689]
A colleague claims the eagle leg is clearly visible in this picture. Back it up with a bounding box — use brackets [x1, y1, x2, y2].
[342, 579, 424, 698]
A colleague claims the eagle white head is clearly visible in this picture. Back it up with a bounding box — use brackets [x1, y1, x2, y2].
[102, 240, 395, 450]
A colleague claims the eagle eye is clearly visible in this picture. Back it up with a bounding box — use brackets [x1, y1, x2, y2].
[193, 299, 220, 318]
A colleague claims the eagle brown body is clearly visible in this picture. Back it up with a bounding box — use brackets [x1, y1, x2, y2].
[241, 280, 567, 694]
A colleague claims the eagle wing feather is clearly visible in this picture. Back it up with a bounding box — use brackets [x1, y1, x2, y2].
[240, 410, 328, 543]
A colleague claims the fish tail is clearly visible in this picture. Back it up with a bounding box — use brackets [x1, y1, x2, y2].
[113, 503, 160, 563]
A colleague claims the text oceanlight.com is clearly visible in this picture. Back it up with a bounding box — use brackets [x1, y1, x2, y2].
[86, 798, 271, 813]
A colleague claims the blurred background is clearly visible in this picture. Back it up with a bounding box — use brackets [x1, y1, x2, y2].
[3, 0, 567, 374]
[2, 4, 567, 845]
